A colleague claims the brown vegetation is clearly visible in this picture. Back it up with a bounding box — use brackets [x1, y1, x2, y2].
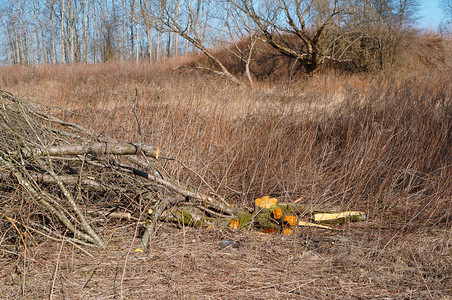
[192, 33, 451, 82]
[0, 43, 451, 297]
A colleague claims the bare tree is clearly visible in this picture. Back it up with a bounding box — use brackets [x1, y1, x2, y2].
[227, 0, 357, 75]
[48, 0, 58, 63]
[220, 0, 261, 86]
[81, 0, 90, 63]
[351, 0, 420, 71]
[162, 0, 247, 86]
[139, 0, 156, 61]
[439, 0, 452, 33]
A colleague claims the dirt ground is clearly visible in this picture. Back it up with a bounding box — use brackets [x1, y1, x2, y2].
[1, 220, 451, 299]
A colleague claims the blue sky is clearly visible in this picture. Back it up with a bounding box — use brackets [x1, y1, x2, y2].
[419, 0, 445, 30]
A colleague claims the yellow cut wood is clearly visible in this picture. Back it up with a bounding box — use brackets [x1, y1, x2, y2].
[298, 221, 335, 230]
[314, 211, 366, 224]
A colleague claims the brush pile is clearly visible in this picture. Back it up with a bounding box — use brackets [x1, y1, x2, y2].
[0, 90, 237, 250]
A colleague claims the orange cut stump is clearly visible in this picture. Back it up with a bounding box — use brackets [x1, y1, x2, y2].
[273, 208, 283, 220]
[284, 215, 297, 226]
[255, 196, 278, 209]
[283, 227, 293, 235]
[229, 219, 240, 230]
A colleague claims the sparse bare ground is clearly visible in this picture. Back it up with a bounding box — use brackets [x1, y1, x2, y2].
[0, 62, 451, 299]
[1, 222, 450, 299]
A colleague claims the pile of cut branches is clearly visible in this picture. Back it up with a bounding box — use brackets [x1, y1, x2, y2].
[0, 91, 367, 253]
[0, 90, 237, 251]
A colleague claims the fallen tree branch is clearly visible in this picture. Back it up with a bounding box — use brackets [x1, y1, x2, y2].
[139, 195, 185, 250]
[9, 143, 158, 159]
[145, 172, 237, 216]
[11, 168, 102, 246]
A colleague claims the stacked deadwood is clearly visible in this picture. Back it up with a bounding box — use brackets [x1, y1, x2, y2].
[0, 90, 237, 250]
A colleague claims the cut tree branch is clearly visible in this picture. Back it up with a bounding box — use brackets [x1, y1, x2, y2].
[9, 143, 159, 158]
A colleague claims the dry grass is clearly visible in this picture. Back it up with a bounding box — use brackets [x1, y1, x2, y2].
[0, 60, 451, 298]
[0, 224, 450, 299]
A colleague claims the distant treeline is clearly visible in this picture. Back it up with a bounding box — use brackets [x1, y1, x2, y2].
[1, 0, 447, 74]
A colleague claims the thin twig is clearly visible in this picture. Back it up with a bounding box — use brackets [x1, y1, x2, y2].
[131, 88, 143, 145]
[49, 235, 65, 300]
